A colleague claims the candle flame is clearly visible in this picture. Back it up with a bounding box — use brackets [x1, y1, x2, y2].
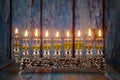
[77, 30, 81, 37]
[24, 30, 28, 37]
[45, 30, 48, 37]
[67, 30, 70, 37]
[35, 29, 38, 37]
[99, 29, 102, 37]
[56, 31, 59, 37]
[88, 28, 91, 37]
[15, 28, 18, 35]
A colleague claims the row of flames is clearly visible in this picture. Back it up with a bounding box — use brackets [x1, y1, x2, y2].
[14, 28, 102, 38]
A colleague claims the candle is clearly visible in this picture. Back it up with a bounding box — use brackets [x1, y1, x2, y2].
[54, 31, 61, 51]
[64, 30, 72, 50]
[15, 28, 18, 35]
[23, 30, 29, 50]
[33, 29, 40, 50]
[85, 28, 93, 51]
[77, 30, 81, 37]
[23, 30, 29, 57]
[43, 30, 51, 51]
[43, 30, 51, 57]
[75, 30, 83, 50]
[88, 28, 91, 37]
[13, 28, 20, 55]
[96, 29, 103, 51]
[24, 30, 28, 37]
[35, 29, 38, 37]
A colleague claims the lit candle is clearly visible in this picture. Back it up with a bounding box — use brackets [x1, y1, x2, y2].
[88, 28, 91, 37]
[45, 30, 48, 37]
[15, 28, 18, 35]
[75, 30, 83, 57]
[64, 30, 72, 56]
[96, 29, 103, 55]
[23, 30, 29, 58]
[56, 31, 59, 38]
[77, 30, 81, 37]
[54, 31, 61, 57]
[43, 30, 51, 57]
[35, 29, 38, 37]
[32, 29, 40, 58]
[86, 28, 93, 55]
[24, 30, 28, 37]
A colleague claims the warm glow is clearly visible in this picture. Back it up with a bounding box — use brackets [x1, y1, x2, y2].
[45, 30, 48, 37]
[66, 30, 70, 37]
[98, 29, 102, 37]
[35, 29, 38, 37]
[56, 31, 59, 37]
[24, 30, 28, 37]
[77, 30, 81, 37]
[88, 28, 91, 37]
[15, 28, 18, 35]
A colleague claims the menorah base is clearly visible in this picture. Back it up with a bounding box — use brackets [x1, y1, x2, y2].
[19, 57, 107, 76]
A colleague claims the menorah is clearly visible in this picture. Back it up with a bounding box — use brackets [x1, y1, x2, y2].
[12, 28, 107, 76]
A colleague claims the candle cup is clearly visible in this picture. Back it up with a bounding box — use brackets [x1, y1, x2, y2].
[43, 38, 51, 58]
[32, 38, 40, 59]
[22, 35, 30, 58]
[12, 33, 20, 63]
[96, 37, 104, 58]
[64, 37, 72, 58]
[53, 38, 62, 58]
[75, 37, 83, 58]
[85, 37, 93, 58]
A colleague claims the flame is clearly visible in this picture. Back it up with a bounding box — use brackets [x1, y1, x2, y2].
[77, 30, 81, 37]
[66, 30, 70, 37]
[24, 30, 28, 37]
[99, 29, 102, 37]
[88, 28, 91, 37]
[35, 29, 38, 37]
[56, 31, 59, 37]
[15, 28, 18, 35]
[45, 30, 48, 37]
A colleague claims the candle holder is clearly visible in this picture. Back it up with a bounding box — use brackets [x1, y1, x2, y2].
[22, 32, 30, 59]
[32, 38, 40, 59]
[43, 38, 51, 58]
[75, 37, 83, 58]
[64, 37, 72, 58]
[96, 37, 104, 58]
[85, 37, 93, 58]
[53, 38, 62, 58]
[12, 33, 20, 63]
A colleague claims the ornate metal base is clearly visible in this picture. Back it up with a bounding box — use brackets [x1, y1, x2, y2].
[19, 56, 107, 75]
